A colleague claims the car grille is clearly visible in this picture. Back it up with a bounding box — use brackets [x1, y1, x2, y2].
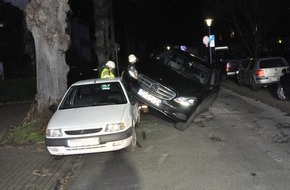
[138, 74, 176, 100]
[65, 128, 102, 135]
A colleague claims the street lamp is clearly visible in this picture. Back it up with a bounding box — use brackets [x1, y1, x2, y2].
[205, 18, 213, 65]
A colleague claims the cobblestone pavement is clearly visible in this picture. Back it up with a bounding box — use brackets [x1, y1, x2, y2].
[0, 143, 79, 190]
[0, 103, 80, 190]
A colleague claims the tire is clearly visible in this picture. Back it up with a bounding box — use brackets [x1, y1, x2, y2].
[276, 84, 287, 101]
[174, 106, 201, 131]
[125, 127, 137, 152]
[250, 77, 259, 91]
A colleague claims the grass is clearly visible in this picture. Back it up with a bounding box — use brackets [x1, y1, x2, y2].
[1, 102, 50, 145]
[0, 78, 43, 145]
[4, 121, 45, 144]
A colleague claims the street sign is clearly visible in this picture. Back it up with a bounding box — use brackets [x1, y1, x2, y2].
[203, 36, 209, 47]
[209, 35, 215, 47]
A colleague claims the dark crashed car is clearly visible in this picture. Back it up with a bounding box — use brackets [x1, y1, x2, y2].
[122, 49, 220, 130]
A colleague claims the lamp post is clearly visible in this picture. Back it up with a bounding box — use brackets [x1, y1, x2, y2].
[205, 18, 213, 65]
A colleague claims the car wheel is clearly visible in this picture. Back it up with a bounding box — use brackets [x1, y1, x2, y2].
[276, 84, 287, 101]
[250, 77, 259, 91]
[125, 127, 137, 152]
[174, 106, 201, 131]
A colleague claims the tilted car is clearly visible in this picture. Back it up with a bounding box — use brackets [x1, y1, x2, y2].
[45, 77, 140, 158]
[122, 49, 220, 131]
[276, 67, 290, 101]
[237, 57, 289, 91]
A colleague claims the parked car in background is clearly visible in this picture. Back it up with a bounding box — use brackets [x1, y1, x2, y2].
[45, 77, 140, 158]
[237, 57, 289, 91]
[276, 67, 290, 100]
[213, 51, 248, 81]
[122, 48, 220, 131]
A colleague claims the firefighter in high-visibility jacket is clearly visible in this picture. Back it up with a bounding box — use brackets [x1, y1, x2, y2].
[100, 60, 115, 78]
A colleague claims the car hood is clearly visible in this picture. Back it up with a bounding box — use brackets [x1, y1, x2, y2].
[48, 104, 128, 129]
[136, 61, 204, 96]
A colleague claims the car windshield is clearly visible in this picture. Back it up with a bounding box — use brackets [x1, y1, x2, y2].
[153, 51, 210, 85]
[59, 82, 127, 109]
[259, 58, 289, 68]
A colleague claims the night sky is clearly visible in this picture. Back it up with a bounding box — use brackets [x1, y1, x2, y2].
[69, 0, 290, 61]
[113, 0, 208, 50]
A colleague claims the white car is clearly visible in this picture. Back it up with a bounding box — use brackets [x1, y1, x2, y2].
[45, 77, 140, 157]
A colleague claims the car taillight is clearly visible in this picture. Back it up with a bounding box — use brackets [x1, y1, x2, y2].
[256, 69, 265, 77]
[226, 63, 229, 72]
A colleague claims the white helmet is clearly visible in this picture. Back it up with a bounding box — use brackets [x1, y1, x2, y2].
[128, 54, 138, 64]
[105, 60, 115, 69]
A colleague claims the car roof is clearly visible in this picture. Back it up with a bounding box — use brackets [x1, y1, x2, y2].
[71, 77, 122, 86]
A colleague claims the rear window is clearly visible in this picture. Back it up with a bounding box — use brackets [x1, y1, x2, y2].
[259, 58, 289, 68]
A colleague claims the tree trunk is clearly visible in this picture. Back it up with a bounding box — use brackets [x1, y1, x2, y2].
[93, 0, 114, 71]
[25, 0, 70, 115]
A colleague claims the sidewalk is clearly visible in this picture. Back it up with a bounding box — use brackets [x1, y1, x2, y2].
[0, 144, 78, 190]
[0, 103, 78, 190]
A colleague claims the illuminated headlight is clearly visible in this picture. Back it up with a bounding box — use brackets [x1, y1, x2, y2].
[174, 97, 197, 107]
[105, 123, 125, 132]
[128, 65, 138, 79]
[46, 129, 63, 137]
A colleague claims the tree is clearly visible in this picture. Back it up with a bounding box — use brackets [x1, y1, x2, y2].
[206, 0, 285, 58]
[93, 0, 115, 71]
[26, 0, 70, 114]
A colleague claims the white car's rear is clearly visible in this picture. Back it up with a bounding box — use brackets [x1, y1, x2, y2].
[255, 57, 289, 85]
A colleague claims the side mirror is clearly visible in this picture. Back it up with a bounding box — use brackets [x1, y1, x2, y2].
[49, 104, 58, 112]
[282, 68, 287, 74]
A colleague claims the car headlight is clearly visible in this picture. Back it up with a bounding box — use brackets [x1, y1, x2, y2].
[128, 65, 138, 79]
[174, 97, 197, 107]
[105, 123, 126, 132]
[46, 129, 63, 137]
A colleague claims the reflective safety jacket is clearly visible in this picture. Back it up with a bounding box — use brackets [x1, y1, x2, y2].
[100, 68, 115, 78]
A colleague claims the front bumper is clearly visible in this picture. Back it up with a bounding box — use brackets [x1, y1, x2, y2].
[45, 127, 133, 155]
[132, 87, 196, 122]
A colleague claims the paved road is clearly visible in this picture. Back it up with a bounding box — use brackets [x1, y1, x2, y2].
[221, 79, 290, 114]
[65, 86, 290, 190]
[0, 80, 289, 190]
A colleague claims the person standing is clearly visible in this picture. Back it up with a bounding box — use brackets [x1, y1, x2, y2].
[100, 60, 116, 78]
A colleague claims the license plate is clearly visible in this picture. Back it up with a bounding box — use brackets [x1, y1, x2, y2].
[138, 89, 161, 106]
[68, 137, 100, 147]
[270, 77, 279, 82]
